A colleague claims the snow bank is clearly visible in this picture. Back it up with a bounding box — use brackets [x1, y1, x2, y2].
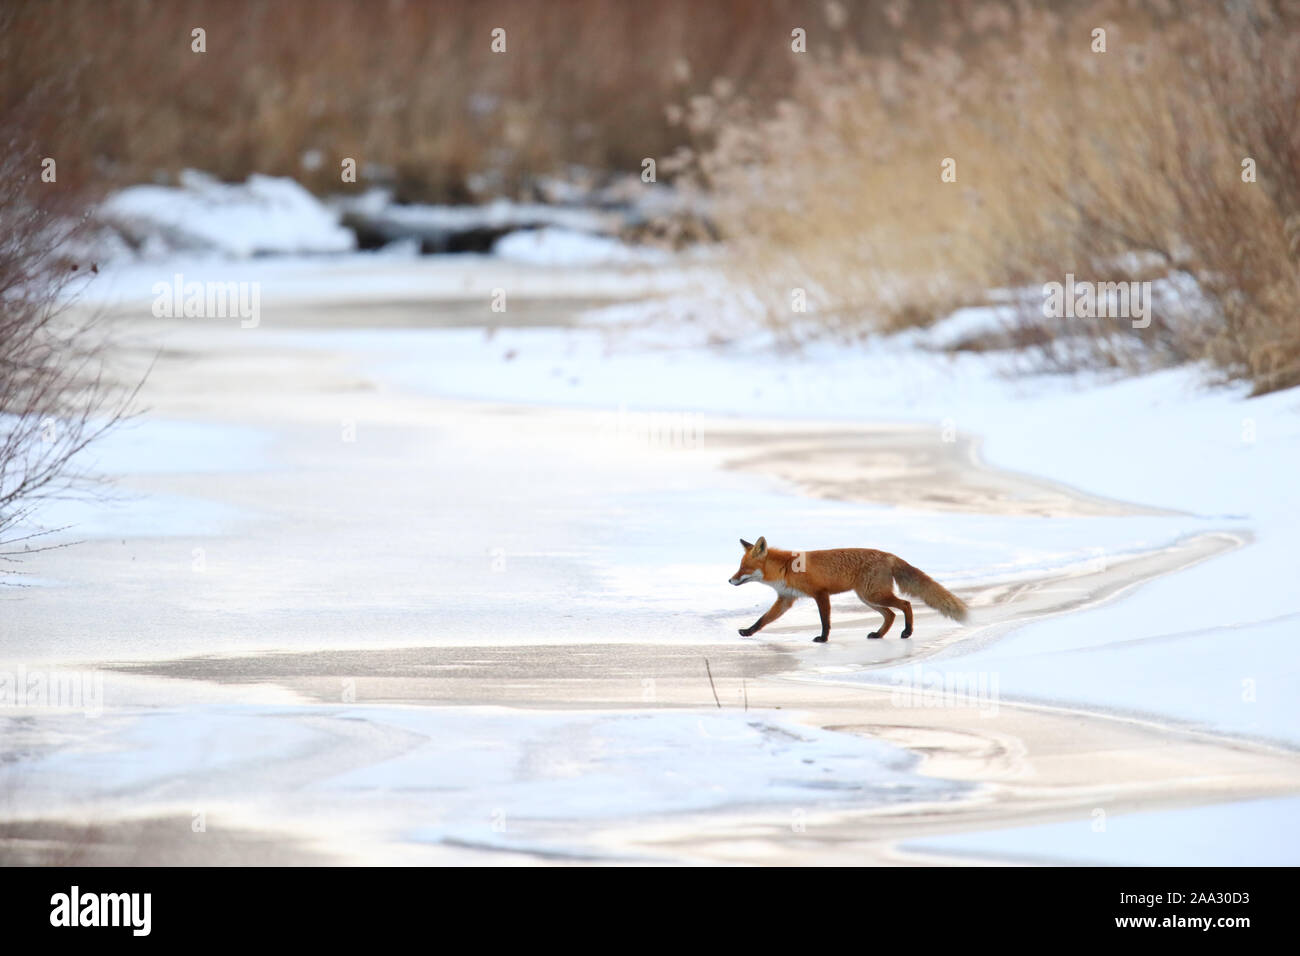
[98, 171, 356, 259]
[492, 227, 668, 267]
[91, 172, 677, 264]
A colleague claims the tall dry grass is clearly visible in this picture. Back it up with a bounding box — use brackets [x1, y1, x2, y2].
[683, 0, 1300, 394]
[1, 0, 906, 202]
[6, 0, 1296, 392]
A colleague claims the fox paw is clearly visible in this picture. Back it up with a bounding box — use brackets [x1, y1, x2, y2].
[867, 631, 882, 639]
[900, 628, 913, 639]
[812, 634, 829, 643]
[739, 627, 755, 637]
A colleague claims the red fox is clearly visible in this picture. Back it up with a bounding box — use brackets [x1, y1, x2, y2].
[728, 537, 967, 642]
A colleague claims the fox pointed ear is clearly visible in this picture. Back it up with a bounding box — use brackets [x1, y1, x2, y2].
[753, 536, 767, 556]
[739, 538, 754, 550]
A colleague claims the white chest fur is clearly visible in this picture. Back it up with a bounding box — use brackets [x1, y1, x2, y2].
[765, 579, 804, 599]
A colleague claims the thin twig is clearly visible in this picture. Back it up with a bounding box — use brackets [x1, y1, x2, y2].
[704, 658, 721, 709]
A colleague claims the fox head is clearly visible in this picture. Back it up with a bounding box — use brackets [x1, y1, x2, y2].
[728, 536, 767, 585]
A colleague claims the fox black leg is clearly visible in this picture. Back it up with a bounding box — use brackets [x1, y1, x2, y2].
[740, 596, 794, 638]
[813, 592, 831, 643]
[867, 603, 895, 639]
[879, 596, 912, 638]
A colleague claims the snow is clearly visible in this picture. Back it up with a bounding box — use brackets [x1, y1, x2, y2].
[903, 795, 1300, 866]
[3, 418, 269, 546]
[0, 701, 963, 861]
[248, 280, 1297, 747]
[913, 304, 1016, 349]
[73, 251, 701, 312]
[55, 251, 1300, 752]
[492, 227, 668, 266]
[90, 172, 673, 268]
[19, 215, 1300, 862]
[97, 171, 357, 259]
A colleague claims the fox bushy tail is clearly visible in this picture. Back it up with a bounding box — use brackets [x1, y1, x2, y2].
[891, 559, 968, 622]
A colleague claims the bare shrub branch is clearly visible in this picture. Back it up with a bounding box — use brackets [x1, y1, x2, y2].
[0, 142, 139, 565]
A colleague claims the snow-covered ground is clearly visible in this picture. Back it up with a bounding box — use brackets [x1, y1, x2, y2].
[74, 250, 702, 312]
[905, 795, 1300, 866]
[206, 285, 1299, 747]
[47, 250, 1300, 749]
[5, 195, 1298, 863]
[2, 690, 962, 862]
